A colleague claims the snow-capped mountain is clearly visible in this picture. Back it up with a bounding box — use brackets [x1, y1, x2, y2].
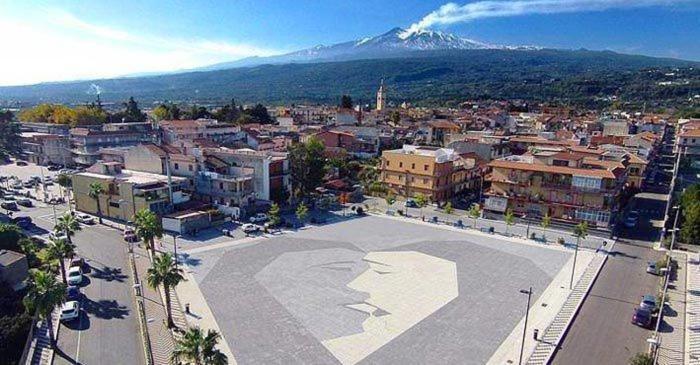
[194, 27, 536, 71]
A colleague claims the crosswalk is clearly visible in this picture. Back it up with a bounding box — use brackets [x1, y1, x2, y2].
[526, 253, 607, 365]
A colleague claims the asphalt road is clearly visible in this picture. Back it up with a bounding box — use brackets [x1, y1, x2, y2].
[18, 204, 145, 365]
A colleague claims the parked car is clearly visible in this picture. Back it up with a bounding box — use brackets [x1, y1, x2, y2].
[22, 180, 35, 188]
[249, 213, 268, 223]
[66, 285, 81, 301]
[646, 261, 659, 275]
[16, 198, 32, 207]
[60, 301, 80, 321]
[242, 223, 261, 234]
[47, 165, 62, 171]
[3, 194, 15, 201]
[70, 256, 86, 269]
[624, 211, 640, 228]
[15, 160, 27, 166]
[67, 266, 83, 285]
[631, 307, 652, 328]
[123, 229, 138, 242]
[404, 199, 418, 208]
[76, 213, 95, 225]
[11, 216, 32, 229]
[640, 294, 659, 313]
[49, 231, 69, 241]
[1, 201, 18, 210]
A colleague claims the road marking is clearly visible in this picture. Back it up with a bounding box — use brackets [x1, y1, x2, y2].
[76, 310, 83, 364]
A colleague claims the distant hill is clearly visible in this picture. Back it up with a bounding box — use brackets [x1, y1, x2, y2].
[1, 48, 697, 107]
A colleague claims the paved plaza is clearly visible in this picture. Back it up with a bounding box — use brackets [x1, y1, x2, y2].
[182, 215, 575, 365]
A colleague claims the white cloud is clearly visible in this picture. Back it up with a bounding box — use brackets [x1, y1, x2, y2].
[0, 10, 284, 86]
[406, 0, 692, 34]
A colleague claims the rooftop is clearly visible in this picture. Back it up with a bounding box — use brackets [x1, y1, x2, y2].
[0, 250, 26, 266]
[490, 156, 617, 179]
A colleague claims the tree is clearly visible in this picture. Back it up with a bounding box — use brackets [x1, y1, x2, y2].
[628, 352, 653, 365]
[213, 99, 241, 123]
[171, 327, 228, 365]
[681, 184, 700, 211]
[146, 253, 184, 328]
[46, 237, 75, 284]
[122, 97, 146, 122]
[468, 203, 481, 229]
[296, 203, 309, 224]
[444, 201, 454, 215]
[385, 193, 395, 206]
[0, 223, 22, 251]
[88, 182, 105, 224]
[414, 193, 428, 219]
[389, 110, 400, 125]
[184, 105, 211, 120]
[541, 212, 551, 241]
[340, 95, 353, 109]
[242, 104, 273, 124]
[504, 208, 515, 236]
[574, 221, 588, 243]
[23, 270, 67, 348]
[681, 202, 700, 244]
[268, 203, 281, 228]
[288, 137, 326, 198]
[56, 173, 72, 203]
[153, 102, 181, 121]
[0, 110, 21, 158]
[134, 209, 163, 257]
[55, 212, 81, 244]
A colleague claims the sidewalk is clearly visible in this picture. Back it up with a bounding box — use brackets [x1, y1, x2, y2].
[685, 253, 700, 364]
[657, 251, 686, 365]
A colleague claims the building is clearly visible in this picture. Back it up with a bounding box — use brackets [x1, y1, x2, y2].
[678, 128, 700, 157]
[0, 250, 28, 291]
[159, 119, 243, 145]
[380, 145, 483, 202]
[73, 161, 189, 220]
[376, 79, 386, 111]
[484, 151, 628, 228]
[310, 130, 379, 159]
[426, 120, 460, 146]
[70, 127, 153, 166]
[20, 132, 72, 166]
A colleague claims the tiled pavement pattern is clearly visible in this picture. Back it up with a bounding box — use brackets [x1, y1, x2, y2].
[526, 252, 607, 365]
[686, 253, 700, 364]
[657, 251, 686, 365]
[26, 310, 59, 365]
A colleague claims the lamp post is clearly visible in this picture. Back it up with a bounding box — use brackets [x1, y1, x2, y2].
[569, 237, 580, 290]
[172, 233, 179, 270]
[519, 287, 533, 365]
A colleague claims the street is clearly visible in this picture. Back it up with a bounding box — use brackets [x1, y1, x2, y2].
[17, 203, 145, 365]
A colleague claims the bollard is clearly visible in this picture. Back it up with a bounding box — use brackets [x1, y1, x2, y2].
[533, 328, 539, 341]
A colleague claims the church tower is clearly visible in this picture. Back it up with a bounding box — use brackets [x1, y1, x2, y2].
[376, 79, 386, 111]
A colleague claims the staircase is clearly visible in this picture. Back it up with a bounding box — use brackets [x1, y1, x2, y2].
[526, 254, 606, 364]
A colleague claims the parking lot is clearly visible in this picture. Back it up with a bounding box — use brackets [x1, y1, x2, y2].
[181, 215, 574, 365]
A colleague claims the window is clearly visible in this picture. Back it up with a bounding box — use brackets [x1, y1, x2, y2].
[109, 201, 120, 208]
[424, 164, 428, 171]
[219, 182, 224, 189]
[386, 161, 390, 167]
[411, 163, 415, 169]
[399, 162, 403, 168]
[174, 163, 179, 170]
[423, 178, 428, 184]
[572, 176, 601, 190]
[188, 164, 193, 171]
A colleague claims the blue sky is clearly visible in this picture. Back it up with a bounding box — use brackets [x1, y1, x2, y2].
[1, 0, 698, 86]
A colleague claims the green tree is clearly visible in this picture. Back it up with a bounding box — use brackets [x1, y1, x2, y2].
[0, 110, 21, 157]
[55, 212, 81, 244]
[385, 193, 395, 206]
[171, 327, 228, 365]
[184, 105, 212, 120]
[268, 203, 281, 228]
[340, 95, 353, 109]
[628, 352, 653, 365]
[289, 137, 326, 198]
[296, 203, 309, 224]
[414, 193, 428, 218]
[242, 104, 273, 124]
[681, 202, 700, 244]
[146, 253, 184, 328]
[88, 182, 105, 224]
[468, 203, 481, 229]
[681, 184, 700, 211]
[574, 221, 588, 243]
[56, 173, 71, 188]
[389, 110, 400, 125]
[134, 209, 163, 257]
[541, 213, 551, 241]
[46, 237, 75, 284]
[23, 270, 67, 348]
[123, 97, 146, 122]
[213, 99, 241, 123]
[504, 208, 515, 236]
[153, 103, 181, 121]
[444, 201, 454, 215]
[0, 223, 22, 251]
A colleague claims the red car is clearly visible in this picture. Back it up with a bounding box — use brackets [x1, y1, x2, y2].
[632, 307, 652, 328]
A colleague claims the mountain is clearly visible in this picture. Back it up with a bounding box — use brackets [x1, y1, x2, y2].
[192, 27, 533, 71]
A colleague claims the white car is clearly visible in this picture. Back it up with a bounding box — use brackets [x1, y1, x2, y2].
[60, 301, 80, 322]
[67, 266, 83, 285]
[242, 223, 261, 234]
[76, 213, 95, 225]
[49, 231, 69, 241]
[249, 213, 269, 223]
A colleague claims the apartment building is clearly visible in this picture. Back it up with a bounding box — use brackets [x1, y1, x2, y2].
[70, 127, 152, 166]
[484, 151, 628, 227]
[20, 132, 73, 166]
[73, 161, 189, 221]
[159, 118, 243, 145]
[379, 145, 482, 202]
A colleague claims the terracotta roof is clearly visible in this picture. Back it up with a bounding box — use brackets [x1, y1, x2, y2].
[489, 159, 617, 179]
[428, 120, 460, 129]
[624, 153, 648, 165]
[680, 129, 700, 138]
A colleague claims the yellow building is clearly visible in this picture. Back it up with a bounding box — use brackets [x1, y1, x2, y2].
[73, 162, 188, 221]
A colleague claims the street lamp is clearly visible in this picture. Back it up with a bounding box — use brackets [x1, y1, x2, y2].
[519, 286, 533, 365]
[172, 233, 179, 270]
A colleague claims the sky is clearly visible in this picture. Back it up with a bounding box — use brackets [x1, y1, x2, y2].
[0, 0, 699, 86]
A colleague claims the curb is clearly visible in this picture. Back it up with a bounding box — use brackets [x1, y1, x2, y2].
[127, 248, 154, 365]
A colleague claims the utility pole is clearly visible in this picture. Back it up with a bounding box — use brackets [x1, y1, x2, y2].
[172, 233, 178, 270]
[519, 287, 533, 365]
[569, 235, 580, 290]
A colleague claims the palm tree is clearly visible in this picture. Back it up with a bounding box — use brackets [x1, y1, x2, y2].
[147, 253, 184, 328]
[23, 270, 67, 348]
[47, 237, 75, 284]
[134, 209, 163, 257]
[468, 203, 481, 229]
[171, 327, 228, 365]
[88, 182, 105, 224]
[569, 221, 589, 290]
[55, 212, 81, 244]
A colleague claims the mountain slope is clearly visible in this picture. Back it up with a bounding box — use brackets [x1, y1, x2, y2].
[1, 49, 697, 106]
[194, 27, 507, 71]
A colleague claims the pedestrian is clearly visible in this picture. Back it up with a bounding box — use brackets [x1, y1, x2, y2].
[185, 303, 190, 315]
